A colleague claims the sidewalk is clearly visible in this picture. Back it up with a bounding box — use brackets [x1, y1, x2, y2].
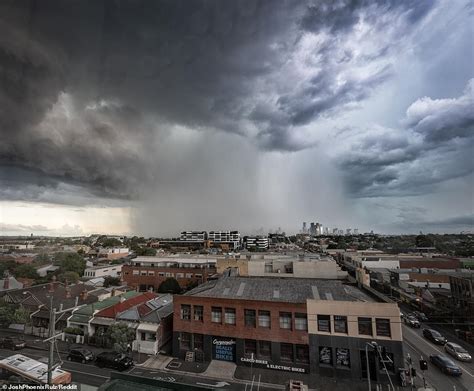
[0, 328, 149, 364]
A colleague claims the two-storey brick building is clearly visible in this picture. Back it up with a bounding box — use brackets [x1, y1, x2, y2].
[122, 256, 217, 292]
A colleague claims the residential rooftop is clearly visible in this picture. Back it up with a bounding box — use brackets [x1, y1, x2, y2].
[184, 276, 374, 303]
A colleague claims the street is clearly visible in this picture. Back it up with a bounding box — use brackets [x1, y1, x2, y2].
[402, 324, 474, 391]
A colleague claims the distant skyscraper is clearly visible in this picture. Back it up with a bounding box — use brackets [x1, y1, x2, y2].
[310, 222, 315, 235]
[333, 228, 338, 235]
[354, 228, 359, 235]
[302, 222, 307, 234]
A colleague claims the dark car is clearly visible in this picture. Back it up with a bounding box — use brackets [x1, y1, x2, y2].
[445, 342, 472, 362]
[411, 311, 428, 322]
[95, 352, 133, 371]
[67, 348, 94, 364]
[404, 315, 421, 328]
[430, 354, 462, 376]
[423, 328, 447, 345]
[0, 337, 26, 350]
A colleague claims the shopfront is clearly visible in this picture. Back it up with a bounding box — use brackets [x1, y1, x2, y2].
[212, 337, 236, 362]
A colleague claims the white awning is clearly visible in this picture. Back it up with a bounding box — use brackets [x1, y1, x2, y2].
[137, 323, 159, 332]
[90, 317, 114, 326]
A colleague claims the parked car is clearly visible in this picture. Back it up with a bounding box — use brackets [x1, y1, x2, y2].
[444, 342, 472, 362]
[423, 328, 447, 345]
[404, 315, 421, 328]
[67, 348, 94, 364]
[429, 354, 462, 376]
[411, 311, 428, 322]
[95, 352, 133, 371]
[0, 337, 26, 350]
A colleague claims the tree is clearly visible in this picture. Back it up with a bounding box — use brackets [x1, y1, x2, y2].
[57, 253, 86, 276]
[33, 253, 50, 265]
[135, 247, 157, 256]
[107, 323, 136, 353]
[11, 307, 30, 325]
[0, 259, 17, 277]
[13, 264, 40, 280]
[58, 271, 80, 283]
[0, 302, 16, 327]
[103, 276, 121, 288]
[101, 238, 122, 247]
[158, 277, 182, 294]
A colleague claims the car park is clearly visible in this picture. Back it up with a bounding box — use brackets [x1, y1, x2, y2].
[423, 328, 447, 345]
[67, 348, 95, 364]
[444, 342, 472, 362]
[95, 352, 133, 371]
[429, 354, 462, 376]
[404, 315, 420, 328]
[0, 337, 26, 350]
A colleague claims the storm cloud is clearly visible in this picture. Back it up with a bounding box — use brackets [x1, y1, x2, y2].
[0, 0, 472, 235]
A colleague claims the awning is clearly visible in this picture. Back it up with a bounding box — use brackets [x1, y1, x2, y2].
[90, 317, 115, 326]
[137, 323, 159, 333]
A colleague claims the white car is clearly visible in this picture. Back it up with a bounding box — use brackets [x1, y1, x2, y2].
[445, 342, 472, 362]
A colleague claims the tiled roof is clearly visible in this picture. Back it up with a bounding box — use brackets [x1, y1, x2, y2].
[95, 292, 157, 318]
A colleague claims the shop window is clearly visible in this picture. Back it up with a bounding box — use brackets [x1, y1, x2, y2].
[139, 284, 147, 292]
[279, 312, 292, 330]
[358, 317, 373, 336]
[180, 304, 191, 321]
[211, 307, 222, 323]
[225, 308, 236, 325]
[280, 343, 294, 362]
[294, 313, 307, 331]
[180, 332, 191, 350]
[319, 346, 332, 366]
[244, 339, 257, 357]
[295, 345, 309, 364]
[334, 315, 348, 334]
[375, 318, 391, 338]
[258, 341, 271, 360]
[194, 305, 203, 321]
[258, 310, 271, 328]
[317, 315, 331, 332]
[244, 309, 256, 328]
[336, 348, 350, 368]
[194, 334, 204, 351]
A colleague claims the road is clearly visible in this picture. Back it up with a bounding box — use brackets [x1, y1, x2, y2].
[0, 347, 281, 390]
[402, 324, 474, 391]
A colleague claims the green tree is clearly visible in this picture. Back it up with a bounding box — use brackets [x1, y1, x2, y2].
[0, 259, 17, 277]
[107, 322, 136, 353]
[58, 271, 80, 283]
[13, 264, 40, 279]
[158, 277, 181, 294]
[103, 276, 121, 287]
[11, 307, 30, 325]
[135, 247, 157, 256]
[33, 253, 50, 265]
[101, 238, 122, 247]
[57, 253, 86, 276]
[0, 302, 16, 327]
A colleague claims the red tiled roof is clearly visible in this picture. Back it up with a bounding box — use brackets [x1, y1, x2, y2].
[94, 292, 157, 318]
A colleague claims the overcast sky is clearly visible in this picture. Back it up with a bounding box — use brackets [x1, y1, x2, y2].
[0, 0, 473, 236]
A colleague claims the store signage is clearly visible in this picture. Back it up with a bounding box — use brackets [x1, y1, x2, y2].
[213, 339, 236, 345]
[240, 357, 306, 373]
[212, 338, 235, 362]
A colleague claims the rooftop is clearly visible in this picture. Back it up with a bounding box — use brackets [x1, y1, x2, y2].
[184, 276, 374, 303]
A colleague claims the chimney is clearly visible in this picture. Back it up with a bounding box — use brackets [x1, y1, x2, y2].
[80, 289, 89, 301]
[3, 277, 9, 290]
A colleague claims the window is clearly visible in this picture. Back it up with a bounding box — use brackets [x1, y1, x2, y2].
[141, 332, 146, 341]
[376, 318, 391, 338]
[180, 304, 191, 320]
[244, 309, 256, 328]
[186, 273, 193, 278]
[176, 273, 184, 279]
[132, 270, 139, 275]
[334, 315, 348, 334]
[158, 272, 165, 277]
[279, 312, 292, 330]
[258, 310, 271, 328]
[180, 332, 191, 350]
[295, 313, 307, 331]
[258, 341, 271, 360]
[319, 346, 332, 365]
[195, 274, 202, 278]
[165, 272, 173, 277]
[244, 340, 257, 357]
[280, 343, 293, 362]
[148, 271, 154, 276]
[194, 305, 203, 321]
[336, 348, 350, 368]
[295, 345, 309, 364]
[194, 334, 204, 351]
[358, 317, 373, 336]
[141, 271, 147, 276]
[317, 315, 331, 332]
[225, 308, 236, 325]
[211, 307, 222, 323]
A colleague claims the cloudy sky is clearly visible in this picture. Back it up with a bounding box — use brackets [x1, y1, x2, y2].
[0, 0, 473, 236]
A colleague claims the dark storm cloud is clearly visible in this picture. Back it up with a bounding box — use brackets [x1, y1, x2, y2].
[0, 0, 437, 204]
[338, 79, 474, 197]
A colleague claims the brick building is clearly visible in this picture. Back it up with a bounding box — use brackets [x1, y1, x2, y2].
[122, 256, 217, 291]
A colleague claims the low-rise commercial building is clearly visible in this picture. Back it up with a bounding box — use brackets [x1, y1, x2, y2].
[83, 264, 123, 278]
[98, 247, 130, 260]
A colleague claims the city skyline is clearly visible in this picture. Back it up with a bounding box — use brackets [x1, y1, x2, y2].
[0, 0, 473, 237]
